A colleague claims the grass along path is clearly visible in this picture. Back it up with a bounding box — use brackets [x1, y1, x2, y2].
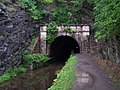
[48, 55, 78, 90]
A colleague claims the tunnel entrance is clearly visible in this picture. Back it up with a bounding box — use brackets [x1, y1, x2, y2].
[49, 35, 80, 62]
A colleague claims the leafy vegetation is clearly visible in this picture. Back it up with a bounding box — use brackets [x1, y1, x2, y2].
[41, 0, 54, 4]
[12, 0, 120, 40]
[64, 27, 74, 33]
[0, 0, 4, 3]
[46, 22, 58, 44]
[1, 0, 120, 88]
[0, 35, 49, 84]
[19, 0, 48, 20]
[19, 0, 94, 43]
[0, 66, 27, 84]
[0, 49, 49, 84]
[22, 50, 49, 65]
[48, 55, 78, 90]
[31, 36, 36, 45]
[94, 0, 120, 39]
[19, 0, 91, 24]
[51, 0, 81, 24]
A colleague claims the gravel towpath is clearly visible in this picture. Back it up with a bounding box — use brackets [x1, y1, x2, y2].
[72, 54, 119, 90]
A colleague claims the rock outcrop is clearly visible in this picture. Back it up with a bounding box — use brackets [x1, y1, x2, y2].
[91, 38, 120, 64]
[0, 1, 32, 75]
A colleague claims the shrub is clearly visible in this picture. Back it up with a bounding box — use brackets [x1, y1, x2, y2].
[22, 52, 49, 65]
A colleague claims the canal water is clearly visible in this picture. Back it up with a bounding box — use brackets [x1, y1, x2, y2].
[0, 63, 63, 90]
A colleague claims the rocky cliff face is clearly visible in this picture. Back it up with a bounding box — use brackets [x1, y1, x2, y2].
[0, 1, 32, 75]
[98, 39, 120, 64]
[91, 38, 120, 64]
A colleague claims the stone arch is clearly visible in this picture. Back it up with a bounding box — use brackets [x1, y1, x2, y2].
[49, 35, 80, 62]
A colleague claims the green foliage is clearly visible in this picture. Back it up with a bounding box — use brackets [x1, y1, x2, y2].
[0, 0, 4, 3]
[114, 82, 120, 88]
[0, 74, 10, 84]
[19, 0, 48, 20]
[22, 50, 49, 65]
[46, 22, 58, 44]
[0, 66, 27, 84]
[48, 55, 78, 90]
[31, 36, 35, 45]
[19, 0, 89, 23]
[0, 36, 49, 84]
[23, 53, 49, 64]
[94, 0, 120, 39]
[41, 0, 54, 4]
[51, 0, 81, 24]
[52, 0, 94, 24]
[64, 27, 74, 33]
[29, 36, 36, 49]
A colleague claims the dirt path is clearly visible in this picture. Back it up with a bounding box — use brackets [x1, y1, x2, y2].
[72, 54, 119, 90]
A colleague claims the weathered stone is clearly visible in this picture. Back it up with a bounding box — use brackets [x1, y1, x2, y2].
[6, 24, 13, 28]
[93, 39, 120, 64]
[0, 35, 4, 40]
[0, 2, 32, 74]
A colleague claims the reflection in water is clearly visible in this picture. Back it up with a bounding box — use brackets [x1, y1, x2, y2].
[0, 63, 63, 90]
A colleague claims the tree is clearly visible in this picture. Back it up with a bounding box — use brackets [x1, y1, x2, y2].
[94, 0, 120, 39]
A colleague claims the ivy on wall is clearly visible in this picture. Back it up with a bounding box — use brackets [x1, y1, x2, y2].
[19, 0, 90, 23]
[19, 0, 49, 21]
[51, 0, 82, 24]
[19, 0, 120, 40]
[46, 22, 58, 44]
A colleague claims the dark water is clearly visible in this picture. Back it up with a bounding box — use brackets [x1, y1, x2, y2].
[0, 63, 63, 90]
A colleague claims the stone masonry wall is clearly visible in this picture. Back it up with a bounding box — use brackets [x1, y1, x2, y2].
[0, 1, 32, 75]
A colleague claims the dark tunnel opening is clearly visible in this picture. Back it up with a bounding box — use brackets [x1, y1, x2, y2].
[49, 35, 80, 62]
